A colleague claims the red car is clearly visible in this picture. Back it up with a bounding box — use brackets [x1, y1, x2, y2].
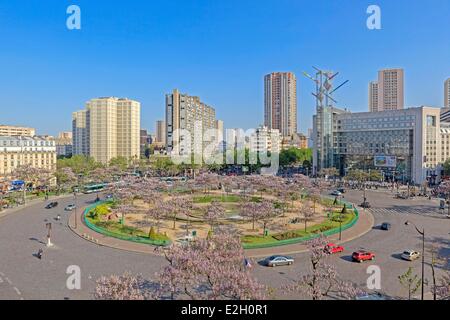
[352, 250, 375, 263]
[325, 243, 344, 254]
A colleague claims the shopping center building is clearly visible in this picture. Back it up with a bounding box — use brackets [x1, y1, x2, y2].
[313, 106, 446, 184]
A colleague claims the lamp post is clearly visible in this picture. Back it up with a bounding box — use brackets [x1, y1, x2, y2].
[405, 221, 425, 300]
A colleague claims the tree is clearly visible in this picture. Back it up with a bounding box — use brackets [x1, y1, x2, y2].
[54, 167, 77, 194]
[109, 156, 129, 171]
[156, 231, 266, 300]
[286, 236, 363, 300]
[205, 200, 225, 231]
[95, 272, 145, 300]
[11, 165, 52, 204]
[299, 200, 315, 233]
[398, 267, 421, 300]
[443, 158, 450, 177]
[240, 199, 279, 236]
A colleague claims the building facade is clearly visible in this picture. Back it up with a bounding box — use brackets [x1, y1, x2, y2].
[0, 125, 36, 137]
[264, 72, 297, 138]
[314, 106, 443, 184]
[0, 136, 57, 177]
[55, 132, 73, 157]
[166, 89, 216, 156]
[445, 78, 450, 108]
[377, 68, 404, 111]
[281, 133, 308, 150]
[156, 120, 166, 145]
[250, 126, 281, 154]
[368, 81, 379, 112]
[72, 97, 141, 164]
[369, 69, 404, 112]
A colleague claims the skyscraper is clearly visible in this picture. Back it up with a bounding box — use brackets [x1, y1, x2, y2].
[377, 68, 404, 111]
[368, 81, 379, 112]
[166, 89, 216, 155]
[72, 97, 140, 164]
[156, 120, 166, 145]
[264, 72, 297, 138]
[445, 78, 450, 108]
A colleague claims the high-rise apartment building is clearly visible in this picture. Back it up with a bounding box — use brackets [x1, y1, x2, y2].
[368, 81, 379, 112]
[72, 110, 89, 156]
[156, 120, 166, 145]
[264, 72, 297, 138]
[166, 89, 216, 155]
[0, 125, 36, 137]
[72, 97, 140, 164]
[445, 78, 450, 108]
[371, 68, 404, 112]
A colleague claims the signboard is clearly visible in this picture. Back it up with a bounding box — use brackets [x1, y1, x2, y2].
[374, 156, 397, 168]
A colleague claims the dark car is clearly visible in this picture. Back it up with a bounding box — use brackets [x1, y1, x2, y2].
[337, 188, 346, 194]
[45, 202, 58, 209]
[381, 222, 392, 231]
[360, 201, 371, 209]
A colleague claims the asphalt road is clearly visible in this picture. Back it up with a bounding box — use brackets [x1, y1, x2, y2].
[0, 189, 448, 300]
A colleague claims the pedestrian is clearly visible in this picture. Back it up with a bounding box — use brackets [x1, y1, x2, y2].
[37, 248, 43, 260]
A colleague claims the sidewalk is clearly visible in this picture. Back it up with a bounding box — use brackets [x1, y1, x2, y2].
[69, 203, 375, 257]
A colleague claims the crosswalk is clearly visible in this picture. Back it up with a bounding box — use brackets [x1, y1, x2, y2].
[369, 207, 446, 217]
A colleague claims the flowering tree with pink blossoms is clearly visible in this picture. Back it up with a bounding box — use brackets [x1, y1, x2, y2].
[205, 200, 225, 231]
[286, 236, 364, 300]
[241, 199, 280, 236]
[156, 231, 266, 300]
[95, 272, 145, 300]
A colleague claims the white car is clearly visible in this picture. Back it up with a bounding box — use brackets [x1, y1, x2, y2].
[401, 250, 421, 261]
[64, 204, 76, 211]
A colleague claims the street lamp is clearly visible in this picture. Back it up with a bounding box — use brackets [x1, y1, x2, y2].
[405, 221, 425, 300]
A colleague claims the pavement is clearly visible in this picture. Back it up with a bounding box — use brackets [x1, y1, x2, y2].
[0, 188, 448, 300]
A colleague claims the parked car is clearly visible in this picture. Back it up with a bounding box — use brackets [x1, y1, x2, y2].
[105, 194, 113, 200]
[45, 202, 58, 209]
[263, 255, 294, 267]
[325, 243, 344, 254]
[352, 250, 375, 263]
[381, 222, 392, 231]
[337, 188, 346, 194]
[401, 250, 421, 261]
[330, 190, 342, 196]
[64, 204, 76, 211]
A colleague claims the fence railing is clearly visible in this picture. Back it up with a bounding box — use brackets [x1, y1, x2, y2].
[83, 201, 171, 247]
[242, 200, 359, 249]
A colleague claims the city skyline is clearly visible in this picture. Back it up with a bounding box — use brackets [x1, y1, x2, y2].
[0, 1, 449, 136]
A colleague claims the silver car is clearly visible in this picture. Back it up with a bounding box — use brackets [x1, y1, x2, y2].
[265, 255, 294, 267]
[401, 250, 421, 261]
[64, 204, 76, 211]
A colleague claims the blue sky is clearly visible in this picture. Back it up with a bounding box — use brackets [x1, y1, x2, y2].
[0, 0, 449, 136]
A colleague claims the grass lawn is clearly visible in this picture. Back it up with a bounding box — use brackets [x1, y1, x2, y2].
[85, 205, 170, 242]
[193, 194, 242, 203]
[241, 210, 357, 246]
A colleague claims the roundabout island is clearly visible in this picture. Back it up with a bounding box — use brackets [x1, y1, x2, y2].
[76, 173, 361, 252]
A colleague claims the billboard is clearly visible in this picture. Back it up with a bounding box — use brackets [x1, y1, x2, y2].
[374, 155, 397, 168]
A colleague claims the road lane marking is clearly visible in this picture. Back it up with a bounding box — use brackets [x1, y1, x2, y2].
[13, 287, 21, 295]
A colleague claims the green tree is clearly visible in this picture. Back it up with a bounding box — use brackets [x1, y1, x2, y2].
[109, 156, 129, 171]
[398, 267, 421, 300]
[443, 159, 450, 176]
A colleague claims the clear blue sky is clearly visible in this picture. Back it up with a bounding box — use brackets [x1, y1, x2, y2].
[0, 0, 449, 136]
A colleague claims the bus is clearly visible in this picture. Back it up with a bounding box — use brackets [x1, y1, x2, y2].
[83, 183, 108, 194]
